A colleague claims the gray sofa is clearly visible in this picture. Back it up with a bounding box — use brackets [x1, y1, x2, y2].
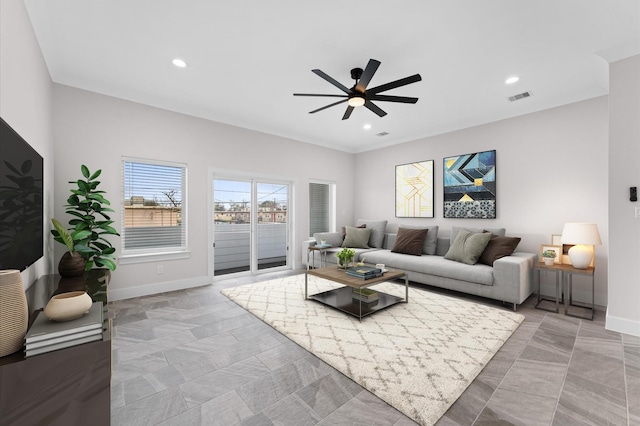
[302, 227, 536, 310]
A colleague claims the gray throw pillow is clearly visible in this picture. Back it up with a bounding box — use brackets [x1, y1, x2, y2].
[342, 226, 372, 249]
[391, 227, 428, 256]
[356, 219, 387, 248]
[444, 229, 493, 265]
[450, 226, 505, 244]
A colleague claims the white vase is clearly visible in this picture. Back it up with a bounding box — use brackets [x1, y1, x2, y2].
[0, 270, 28, 357]
[44, 291, 93, 322]
[543, 257, 555, 266]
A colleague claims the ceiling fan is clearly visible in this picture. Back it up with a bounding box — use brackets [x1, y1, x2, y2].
[293, 59, 421, 120]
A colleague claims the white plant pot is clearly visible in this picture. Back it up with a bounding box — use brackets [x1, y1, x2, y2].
[543, 257, 555, 266]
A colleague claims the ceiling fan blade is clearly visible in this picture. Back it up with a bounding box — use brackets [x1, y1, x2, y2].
[312, 69, 351, 94]
[342, 106, 354, 120]
[368, 94, 419, 104]
[309, 98, 348, 114]
[355, 59, 381, 93]
[368, 74, 422, 94]
[364, 100, 387, 117]
[293, 93, 348, 98]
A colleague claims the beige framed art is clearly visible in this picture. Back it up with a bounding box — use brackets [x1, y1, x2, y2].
[540, 244, 562, 264]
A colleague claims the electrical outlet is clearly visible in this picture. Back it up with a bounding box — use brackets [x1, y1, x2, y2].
[156, 265, 164, 274]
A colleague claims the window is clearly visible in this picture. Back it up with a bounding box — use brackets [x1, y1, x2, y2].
[309, 181, 335, 237]
[121, 158, 187, 259]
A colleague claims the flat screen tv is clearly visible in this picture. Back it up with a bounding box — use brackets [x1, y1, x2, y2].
[0, 117, 44, 271]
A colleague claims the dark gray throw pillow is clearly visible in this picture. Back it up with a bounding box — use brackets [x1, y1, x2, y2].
[391, 227, 428, 256]
[444, 229, 493, 265]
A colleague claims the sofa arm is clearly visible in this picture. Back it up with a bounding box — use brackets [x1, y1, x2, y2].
[492, 252, 536, 305]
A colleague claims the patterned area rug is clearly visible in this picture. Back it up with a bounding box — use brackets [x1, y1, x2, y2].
[222, 274, 523, 425]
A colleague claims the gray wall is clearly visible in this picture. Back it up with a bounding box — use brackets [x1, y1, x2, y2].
[52, 84, 355, 299]
[355, 96, 610, 306]
[0, 0, 55, 288]
[608, 55, 640, 336]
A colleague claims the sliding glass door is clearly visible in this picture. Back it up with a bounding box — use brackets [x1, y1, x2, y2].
[212, 176, 290, 277]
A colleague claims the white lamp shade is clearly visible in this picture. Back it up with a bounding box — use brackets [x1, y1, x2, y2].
[560, 223, 602, 245]
[561, 223, 601, 269]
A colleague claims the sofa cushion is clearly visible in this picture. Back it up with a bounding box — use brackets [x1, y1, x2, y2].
[450, 226, 505, 244]
[342, 226, 372, 248]
[445, 229, 493, 265]
[314, 232, 342, 247]
[391, 227, 428, 256]
[362, 249, 494, 286]
[478, 235, 521, 266]
[356, 219, 387, 248]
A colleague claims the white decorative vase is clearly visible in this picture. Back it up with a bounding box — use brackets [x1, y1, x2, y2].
[0, 270, 28, 357]
[44, 291, 92, 322]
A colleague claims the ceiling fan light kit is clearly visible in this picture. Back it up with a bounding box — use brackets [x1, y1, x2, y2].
[294, 59, 421, 120]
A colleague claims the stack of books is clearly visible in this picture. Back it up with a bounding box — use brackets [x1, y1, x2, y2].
[352, 288, 379, 303]
[346, 266, 383, 280]
[24, 301, 103, 358]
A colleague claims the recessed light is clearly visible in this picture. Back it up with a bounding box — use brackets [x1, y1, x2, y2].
[172, 58, 187, 68]
[505, 76, 519, 85]
[363, 124, 372, 130]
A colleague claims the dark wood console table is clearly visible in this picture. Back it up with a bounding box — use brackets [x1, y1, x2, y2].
[0, 270, 111, 426]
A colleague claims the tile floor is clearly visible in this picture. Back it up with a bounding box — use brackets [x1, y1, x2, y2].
[109, 270, 639, 426]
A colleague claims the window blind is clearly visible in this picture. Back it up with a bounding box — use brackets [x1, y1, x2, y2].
[122, 158, 187, 253]
[309, 182, 333, 237]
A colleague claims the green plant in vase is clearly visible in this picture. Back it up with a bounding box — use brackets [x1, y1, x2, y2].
[336, 247, 355, 269]
[62, 165, 119, 271]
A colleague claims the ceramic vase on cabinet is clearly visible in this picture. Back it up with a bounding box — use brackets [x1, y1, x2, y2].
[0, 270, 28, 357]
[44, 291, 93, 321]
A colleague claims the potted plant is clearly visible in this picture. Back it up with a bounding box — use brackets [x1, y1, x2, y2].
[541, 249, 557, 266]
[50, 218, 90, 276]
[52, 165, 120, 272]
[336, 247, 355, 269]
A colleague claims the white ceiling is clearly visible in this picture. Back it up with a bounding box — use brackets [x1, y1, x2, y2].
[24, 0, 640, 153]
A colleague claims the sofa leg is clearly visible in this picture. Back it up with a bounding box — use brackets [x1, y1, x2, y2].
[513, 303, 517, 312]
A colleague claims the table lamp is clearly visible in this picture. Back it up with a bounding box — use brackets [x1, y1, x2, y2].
[561, 223, 601, 269]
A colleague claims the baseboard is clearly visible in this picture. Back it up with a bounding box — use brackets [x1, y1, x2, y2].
[108, 276, 211, 301]
[605, 307, 640, 337]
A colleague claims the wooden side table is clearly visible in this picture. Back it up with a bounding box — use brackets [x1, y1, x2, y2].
[534, 262, 564, 313]
[562, 264, 595, 320]
[307, 244, 332, 269]
[534, 262, 595, 320]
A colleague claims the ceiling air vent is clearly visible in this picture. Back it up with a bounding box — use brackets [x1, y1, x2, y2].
[376, 131, 389, 137]
[507, 91, 532, 102]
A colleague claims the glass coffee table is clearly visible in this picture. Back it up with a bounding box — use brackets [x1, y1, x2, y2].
[305, 265, 408, 320]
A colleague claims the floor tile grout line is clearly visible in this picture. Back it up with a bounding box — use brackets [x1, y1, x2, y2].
[550, 314, 581, 425]
[470, 312, 544, 425]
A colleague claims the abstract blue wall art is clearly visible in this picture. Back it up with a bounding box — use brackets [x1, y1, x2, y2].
[443, 150, 496, 219]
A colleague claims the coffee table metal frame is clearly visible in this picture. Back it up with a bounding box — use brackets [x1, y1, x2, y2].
[305, 266, 408, 320]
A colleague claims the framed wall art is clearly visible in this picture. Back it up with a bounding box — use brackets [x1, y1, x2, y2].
[443, 149, 496, 219]
[395, 160, 434, 218]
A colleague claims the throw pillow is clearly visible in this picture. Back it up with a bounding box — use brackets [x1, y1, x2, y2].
[398, 225, 439, 255]
[356, 219, 388, 248]
[478, 235, 522, 266]
[391, 227, 428, 256]
[341, 224, 365, 241]
[444, 229, 493, 265]
[450, 226, 505, 244]
[342, 226, 372, 249]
